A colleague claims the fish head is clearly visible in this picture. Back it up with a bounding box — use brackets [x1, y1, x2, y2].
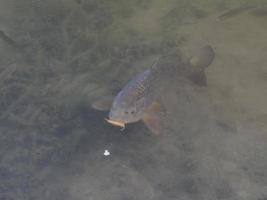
[106, 68, 154, 129]
[107, 90, 148, 127]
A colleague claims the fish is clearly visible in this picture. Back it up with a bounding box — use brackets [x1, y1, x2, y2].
[249, 8, 267, 17]
[0, 30, 24, 52]
[92, 45, 215, 134]
[216, 5, 255, 22]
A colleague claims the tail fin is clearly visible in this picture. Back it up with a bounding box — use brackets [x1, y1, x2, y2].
[188, 45, 215, 86]
[189, 45, 215, 70]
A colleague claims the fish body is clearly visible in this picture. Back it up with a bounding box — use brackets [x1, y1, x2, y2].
[92, 45, 215, 134]
[107, 52, 183, 133]
[109, 69, 155, 123]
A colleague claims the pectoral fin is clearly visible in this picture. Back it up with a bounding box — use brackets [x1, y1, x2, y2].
[91, 95, 115, 111]
[142, 102, 165, 135]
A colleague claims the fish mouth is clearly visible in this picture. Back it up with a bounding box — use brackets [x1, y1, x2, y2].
[105, 118, 125, 130]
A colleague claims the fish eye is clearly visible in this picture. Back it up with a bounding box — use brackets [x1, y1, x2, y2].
[124, 110, 135, 115]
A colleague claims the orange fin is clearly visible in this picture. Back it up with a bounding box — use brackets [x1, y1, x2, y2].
[142, 102, 165, 135]
[91, 95, 114, 111]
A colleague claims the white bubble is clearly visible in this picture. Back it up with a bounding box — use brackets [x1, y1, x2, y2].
[103, 150, 111, 156]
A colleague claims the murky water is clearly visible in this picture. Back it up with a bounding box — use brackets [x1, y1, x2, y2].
[0, 0, 266, 199]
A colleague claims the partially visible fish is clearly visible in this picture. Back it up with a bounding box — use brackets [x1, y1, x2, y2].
[249, 7, 267, 17]
[0, 30, 24, 52]
[92, 45, 215, 134]
[216, 5, 255, 22]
